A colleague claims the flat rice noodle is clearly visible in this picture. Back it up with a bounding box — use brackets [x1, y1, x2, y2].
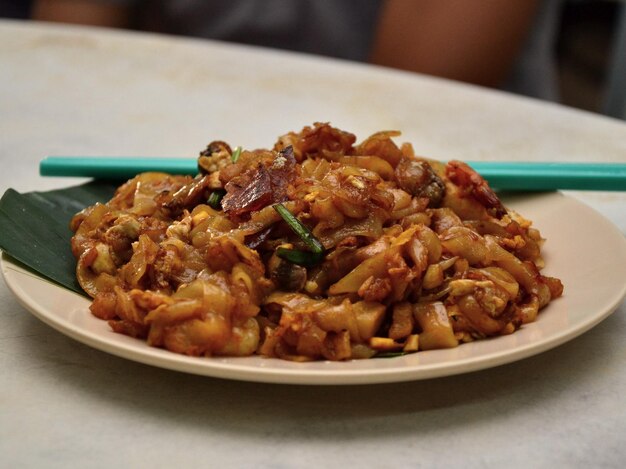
[316, 216, 383, 248]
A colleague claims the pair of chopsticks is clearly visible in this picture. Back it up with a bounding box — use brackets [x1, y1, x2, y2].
[39, 156, 626, 191]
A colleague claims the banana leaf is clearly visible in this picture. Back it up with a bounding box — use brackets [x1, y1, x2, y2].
[0, 181, 119, 295]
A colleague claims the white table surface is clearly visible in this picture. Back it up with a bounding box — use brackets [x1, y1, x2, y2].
[1, 19, 625, 468]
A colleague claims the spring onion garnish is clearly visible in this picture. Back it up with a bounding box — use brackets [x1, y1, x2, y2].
[273, 203, 324, 253]
[375, 352, 407, 359]
[207, 189, 225, 209]
[275, 247, 324, 266]
[231, 146, 242, 163]
[273, 203, 325, 266]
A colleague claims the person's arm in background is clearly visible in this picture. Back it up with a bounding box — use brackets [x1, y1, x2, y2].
[31, 0, 130, 28]
[33, 0, 539, 90]
[370, 0, 539, 88]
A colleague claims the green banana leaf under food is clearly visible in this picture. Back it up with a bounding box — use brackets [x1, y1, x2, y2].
[0, 181, 118, 296]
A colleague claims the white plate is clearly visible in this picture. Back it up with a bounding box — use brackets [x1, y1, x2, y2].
[2, 192, 625, 384]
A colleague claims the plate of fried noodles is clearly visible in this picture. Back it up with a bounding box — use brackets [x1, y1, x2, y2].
[3, 123, 626, 384]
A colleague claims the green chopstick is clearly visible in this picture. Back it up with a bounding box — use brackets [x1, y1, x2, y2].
[468, 161, 626, 191]
[40, 157, 196, 179]
[39, 156, 626, 191]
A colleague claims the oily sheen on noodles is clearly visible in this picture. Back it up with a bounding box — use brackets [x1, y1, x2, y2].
[70, 123, 563, 361]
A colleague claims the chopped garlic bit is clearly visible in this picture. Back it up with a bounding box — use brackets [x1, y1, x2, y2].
[272, 155, 287, 169]
[346, 175, 366, 190]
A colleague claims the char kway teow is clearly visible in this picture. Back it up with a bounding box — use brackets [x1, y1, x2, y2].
[70, 123, 563, 361]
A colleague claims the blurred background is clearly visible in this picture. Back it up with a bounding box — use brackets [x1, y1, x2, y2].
[1, 0, 624, 119]
[557, 0, 624, 116]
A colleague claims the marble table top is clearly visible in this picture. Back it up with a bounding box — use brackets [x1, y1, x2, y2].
[1, 19, 625, 468]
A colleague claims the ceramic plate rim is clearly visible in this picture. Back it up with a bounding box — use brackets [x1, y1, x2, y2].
[2, 191, 626, 385]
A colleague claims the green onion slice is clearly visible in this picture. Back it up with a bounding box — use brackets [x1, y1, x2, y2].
[272, 203, 324, 254]
[375, 352, 407, 359]
[276, 247, 323, 267]
[207, 189, 225, 209]
[231, 146, 242, 163]
[273, 203, 325, 266]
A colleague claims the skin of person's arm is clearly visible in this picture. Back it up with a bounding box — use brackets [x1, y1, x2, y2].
[33, 0, 538, 88]
[370, 0, 540, 87]
[32, 0, 131, 28]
